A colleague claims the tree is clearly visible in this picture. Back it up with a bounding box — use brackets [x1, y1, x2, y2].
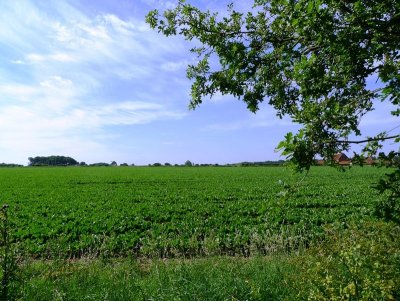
[28, 156, 78, 166]
[89, 162, 110, 167]
[147, 0, 400, 221]
[184, 160, 193, 167]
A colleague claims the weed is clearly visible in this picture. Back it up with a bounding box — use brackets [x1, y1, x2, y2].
[0, 204, 19, 300]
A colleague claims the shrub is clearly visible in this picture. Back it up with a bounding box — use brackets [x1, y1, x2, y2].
[296, 222, 400, 300]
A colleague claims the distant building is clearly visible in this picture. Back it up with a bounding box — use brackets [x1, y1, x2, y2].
[364, 157, 375, 165]
[316, 153, 374, 166]
[333, 153, 352, 166]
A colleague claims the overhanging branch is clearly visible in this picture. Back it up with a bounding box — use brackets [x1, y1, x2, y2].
[336, 134, 400, 145]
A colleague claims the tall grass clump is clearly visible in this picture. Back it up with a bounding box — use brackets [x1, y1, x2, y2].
[19, 256, 298, 300]
[0, 204, 19, 301]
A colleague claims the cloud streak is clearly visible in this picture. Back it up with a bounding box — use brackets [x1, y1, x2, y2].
[0, 0, 189, 163]
[205, 107, 295, 132]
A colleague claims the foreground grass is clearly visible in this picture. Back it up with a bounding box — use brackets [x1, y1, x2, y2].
[9, 221, 400, 301]
[20, 256, 295, 301]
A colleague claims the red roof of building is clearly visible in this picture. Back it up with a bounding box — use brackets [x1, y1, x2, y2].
[333, 153, 350, 162]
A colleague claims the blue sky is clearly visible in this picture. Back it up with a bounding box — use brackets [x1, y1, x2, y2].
[0, 0, 398, 165]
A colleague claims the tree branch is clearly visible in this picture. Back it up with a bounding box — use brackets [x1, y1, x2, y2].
[185, 20, 295, 44]
[336, 134, 400, 144]
[302, 44, 320, 55]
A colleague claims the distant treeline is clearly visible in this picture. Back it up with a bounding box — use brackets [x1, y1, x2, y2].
[89, 162, 113, 167]
[149, 160, 286, 167]
[23, 156, 285, 167]
[0, 163, 23, 168]
[237, 160, 285, 167]
[28, 156, 79, 166]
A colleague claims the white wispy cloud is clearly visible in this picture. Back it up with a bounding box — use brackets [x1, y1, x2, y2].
[0, 0, 189, 163]
[206, 118, 294, 131]
[205, 106, 295, 131]
[161, 60, 190, 72]
[140, 0, 178, 10]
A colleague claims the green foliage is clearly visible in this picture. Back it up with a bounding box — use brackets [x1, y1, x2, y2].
[184, 160, 193, 166]
[89, 162, 110, 167]
[14, 222, 400, 300]
[19, 257, 296, 300]
[0, 166, 390, 258]
[146, 0, 400, 168]
[296, 222, 400, 300]
[0, 204, 19, 301]
[0, 164, 23, 168]
[28, 156, 78, 167]
[374, 167, 400, 224]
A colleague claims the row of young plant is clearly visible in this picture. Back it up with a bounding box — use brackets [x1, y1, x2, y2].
[0, 166, 389, 258]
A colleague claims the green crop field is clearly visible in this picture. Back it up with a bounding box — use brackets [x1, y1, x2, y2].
[0, 166, 389, 259]
[1, 166, 399, 300]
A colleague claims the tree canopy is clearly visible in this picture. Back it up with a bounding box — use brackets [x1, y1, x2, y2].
[147, 0, 399, 169]
[147, 0, 400, 222]
[28, 156, 79, 166]
[184, 160, 193, 166]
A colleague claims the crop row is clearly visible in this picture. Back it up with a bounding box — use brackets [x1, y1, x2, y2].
[0, 166, 387, 258]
